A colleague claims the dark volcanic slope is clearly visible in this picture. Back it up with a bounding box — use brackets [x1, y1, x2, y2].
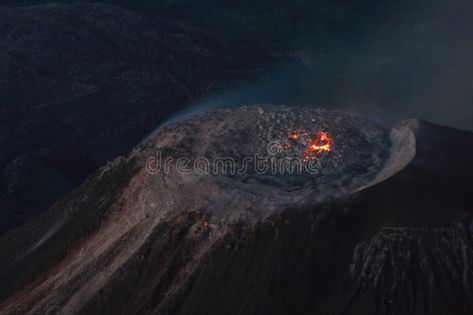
[0, 105, 472, 315]
[0, 3, 255, 234]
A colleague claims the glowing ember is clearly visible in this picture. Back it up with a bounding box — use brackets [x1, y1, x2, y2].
[304, 131, 333, 160]
[283, 130, 334, 161]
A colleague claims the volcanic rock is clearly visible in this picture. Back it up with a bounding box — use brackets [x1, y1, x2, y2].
[0, 105, 472, 315]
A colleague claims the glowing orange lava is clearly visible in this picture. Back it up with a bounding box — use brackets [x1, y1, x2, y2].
[285, 130, 334, 161]
[303, 131, 333, 161]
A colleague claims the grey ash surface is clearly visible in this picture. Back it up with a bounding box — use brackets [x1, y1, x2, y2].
[155, 106, 391, 206]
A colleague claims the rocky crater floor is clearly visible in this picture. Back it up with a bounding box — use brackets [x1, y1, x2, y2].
[0, 105, 472, 315]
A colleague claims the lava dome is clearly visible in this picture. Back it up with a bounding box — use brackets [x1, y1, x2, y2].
[144, 105, 392, 210]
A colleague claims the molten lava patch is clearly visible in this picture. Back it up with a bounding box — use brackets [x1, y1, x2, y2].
[284, 130, 334, 161]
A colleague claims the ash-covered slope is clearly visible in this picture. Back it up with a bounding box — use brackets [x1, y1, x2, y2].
[0, 2, 257, 234]
[0, 105, 472, 315]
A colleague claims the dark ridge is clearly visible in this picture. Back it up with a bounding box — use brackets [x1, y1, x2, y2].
[0, 2, 267, 234]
